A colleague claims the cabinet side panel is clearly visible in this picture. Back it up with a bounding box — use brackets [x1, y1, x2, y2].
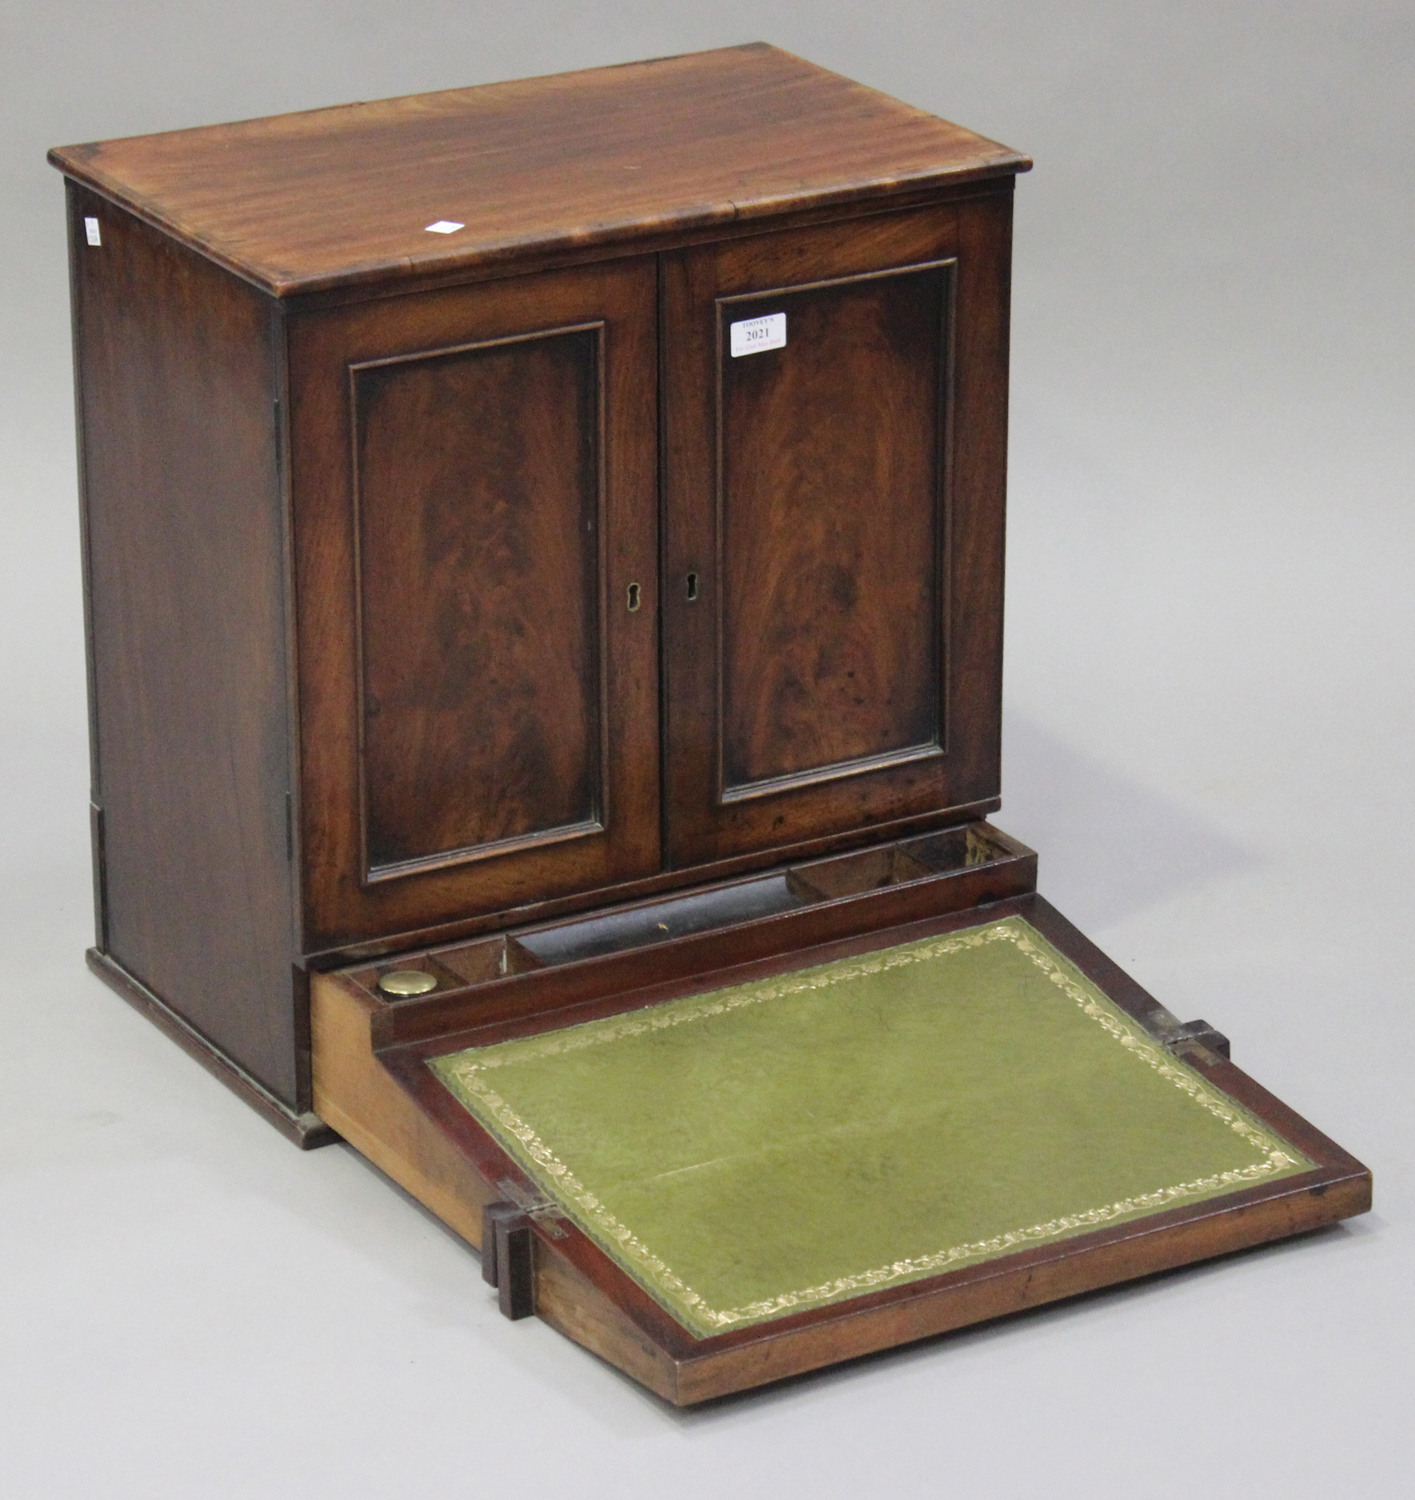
[69, 182, 299, 1106]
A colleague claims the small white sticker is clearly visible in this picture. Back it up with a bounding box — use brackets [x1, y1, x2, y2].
[424, 220, 465, 234]
[730, 311, 786, 357]
[84, 217, 102, 246]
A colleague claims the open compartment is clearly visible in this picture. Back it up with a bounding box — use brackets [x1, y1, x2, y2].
[335, 821, 1036, 1027]
[514, 872, 809, 967]
[348, 935, 547, 1001]
[790, 824, 1010, 900]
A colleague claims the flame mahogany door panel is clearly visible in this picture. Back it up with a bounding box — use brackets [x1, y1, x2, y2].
[289, 259, 660, 949]
[660, 199, 1013, 867]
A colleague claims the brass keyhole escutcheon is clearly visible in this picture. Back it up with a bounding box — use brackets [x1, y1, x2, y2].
[627, 582, 641, 612]
[686, 572, 699, 601]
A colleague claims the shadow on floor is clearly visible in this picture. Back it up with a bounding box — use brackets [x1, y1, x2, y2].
[995, 713, 1259, 930]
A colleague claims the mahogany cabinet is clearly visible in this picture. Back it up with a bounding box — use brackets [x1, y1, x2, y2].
[52, 45, 1024, 1131]
[51, 45, 1368, 1403]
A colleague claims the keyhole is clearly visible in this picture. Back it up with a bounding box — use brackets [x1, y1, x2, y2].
[686, 572, 699, 602]
[626, 582, 641, 612]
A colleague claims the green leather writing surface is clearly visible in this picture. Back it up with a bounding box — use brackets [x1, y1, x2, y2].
[430, 916, 1310, 1337]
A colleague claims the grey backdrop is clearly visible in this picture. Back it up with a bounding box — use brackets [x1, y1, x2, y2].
[2, 4, 1409, 1495]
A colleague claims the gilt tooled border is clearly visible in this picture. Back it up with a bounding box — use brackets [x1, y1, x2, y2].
[431, 917, 1310, 1336]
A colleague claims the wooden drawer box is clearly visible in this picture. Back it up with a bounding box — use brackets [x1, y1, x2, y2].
[309, 825, 1366, 1404]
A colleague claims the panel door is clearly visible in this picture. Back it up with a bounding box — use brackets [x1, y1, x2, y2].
[660, 198, 1014, 867]
[289, 259, 660, 949]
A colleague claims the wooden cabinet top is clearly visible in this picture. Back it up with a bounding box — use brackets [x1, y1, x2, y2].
[48, 43, 1029, 298]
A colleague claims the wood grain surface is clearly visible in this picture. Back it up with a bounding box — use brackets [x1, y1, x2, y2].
[48, 45, 1029, 297]
[661, 199, 1014, 866]
[309, 973, 493, 1238]
[718, 261, 949, 788]
[288, 257, 661, 949]
[354, 324, 604, 872]
[69, 183, 304, 1106]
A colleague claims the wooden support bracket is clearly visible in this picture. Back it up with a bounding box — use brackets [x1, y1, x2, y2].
[481, 1201, 537, 1319]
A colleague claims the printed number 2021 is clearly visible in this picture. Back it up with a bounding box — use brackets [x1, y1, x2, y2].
[729, 312, 787, 358]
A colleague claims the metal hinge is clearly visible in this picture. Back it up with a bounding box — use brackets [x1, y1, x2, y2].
[1164, 1019, 1231, 1060]
[90, 800, 109, 950]
[496, 1176, 567, 1229]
